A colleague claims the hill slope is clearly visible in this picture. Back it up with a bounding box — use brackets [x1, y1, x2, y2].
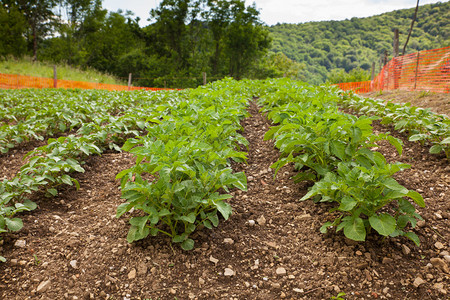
[268, 1, 450, 84]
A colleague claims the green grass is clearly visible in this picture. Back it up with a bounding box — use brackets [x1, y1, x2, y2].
[0, 57, 126, 85]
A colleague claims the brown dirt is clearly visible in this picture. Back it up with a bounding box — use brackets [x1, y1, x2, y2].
[362, 90, 450, 117]
[0, 98, 449, 300]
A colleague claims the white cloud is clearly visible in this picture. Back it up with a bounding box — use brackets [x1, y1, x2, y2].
[102, 0, 446, 26]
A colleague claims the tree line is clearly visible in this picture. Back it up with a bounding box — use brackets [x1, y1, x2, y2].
[269, 1, 449, 84]
[1, 0, 303, 88]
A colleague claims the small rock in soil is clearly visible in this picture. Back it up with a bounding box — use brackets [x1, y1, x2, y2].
[382, 257, 393, 264]
[435, 213, 443, 219]
[257, 215, 266, 225]
[276, 267, 287, 275]
[69, 260, 78, 269]
[417, 220, 426, 228]
[434, 283, 447, 295]
[434, 242, 444, 250]
[128, 268, 136, 280]
[248, 220, 255, 226]
[293, 288, 304, 293]
[224, 268, 235, 276]
[413, 277, 425, 288]
[209, 256, 219, 264]
[223, 238, 234, 244]
[430, 258, 449, 273]
[14, 239, 26, 248]
[198, 278, 205, 286]
[137, 262, 148, 276]
[402, 244, 411, 256]
[36, 279, 51, 293]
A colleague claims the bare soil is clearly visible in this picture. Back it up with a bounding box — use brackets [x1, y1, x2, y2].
[0, 95, 449, 300]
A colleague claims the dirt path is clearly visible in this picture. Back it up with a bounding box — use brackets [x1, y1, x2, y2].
[0, 101, 449, 299]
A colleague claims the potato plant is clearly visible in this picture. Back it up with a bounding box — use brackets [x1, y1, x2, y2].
[116, 80, 250, 250]
[259, 78, 425, 245]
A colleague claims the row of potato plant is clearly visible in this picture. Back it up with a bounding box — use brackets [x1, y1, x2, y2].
[0, 89, 160, 153]
[337, 90, 450, 158]
[0, 90, 178, 262]
[257, 79, 425, 245]
[115, 80, 249, 250]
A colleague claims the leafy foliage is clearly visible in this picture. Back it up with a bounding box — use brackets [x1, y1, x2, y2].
[258, 78, 425, 245]
[338, 90, 450, 158]
[269, 1, 450, 84]
[116, 80, 249, 250]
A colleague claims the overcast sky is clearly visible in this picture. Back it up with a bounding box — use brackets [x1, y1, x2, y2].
[102, 0, 446, 26]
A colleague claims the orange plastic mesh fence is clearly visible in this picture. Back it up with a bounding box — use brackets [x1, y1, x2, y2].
[0, 73, 170, 91]
[336, 46, 450, 94]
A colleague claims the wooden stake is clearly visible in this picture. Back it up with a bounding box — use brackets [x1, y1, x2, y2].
[128, 73, 132, 90]
[393, 29, 399, 57]
[203, 72, 207, 85]
[53, 65, 57, 88]
[414, 51, 420, 90]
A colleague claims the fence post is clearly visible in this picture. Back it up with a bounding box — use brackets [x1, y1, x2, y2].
[202, 72, 207, 85]
[414, 51, 420, 90]
[53, 65, 57, 88]
[164, 80, 167, 89]
[393, 29, 399, 57]
[128, 73, 132, 91]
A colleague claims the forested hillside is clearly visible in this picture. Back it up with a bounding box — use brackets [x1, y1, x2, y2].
[269, 1, 450, 84]
[1, 1, 448, 86]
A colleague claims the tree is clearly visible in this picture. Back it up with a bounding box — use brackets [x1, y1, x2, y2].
[4, 0, 58, 61]
[0, 3, 28, 57]
[223, 1, 271, 79]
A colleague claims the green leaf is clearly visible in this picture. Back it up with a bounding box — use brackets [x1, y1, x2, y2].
[23, 199, 37, 211]
[398, 198, 415, 214]
[5, 218, 23, 232]
[150, 228, 159, 236]
[60, 174, 73, 186]
[404, 232, 420, 246]
[429, 144, 442, 154]
[80, 145, 91, 156]
[203, 219, 212, 229]
[116, 202, 133, 217]
[320, 221, 333, 233]
[407, 190, 425, 207]
[342, 216, 366, 241]
[180, 212, 196, 224]
[387, 136, 403, 156]
[181, 238, 195, 250]
[409, 134, 427, 142]
[0, 256, 6, 262]
[216, 200, 232, 220]
[129, 216, 149, 233]
[330, 141, 346, 160]
[369, 213, 396, 236]
[116, 168, 131, 180]
[441, 137, 450, 144]
[382, 178, 408, 194]
[209, 212, 219, 227]
[47, 188, 58, 197]
[173, 235, 186, 243]
[338, 196, 357, 212]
